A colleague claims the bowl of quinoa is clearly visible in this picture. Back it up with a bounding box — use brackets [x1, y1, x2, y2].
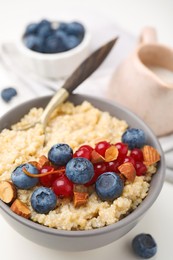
[0, 94, 165, 251]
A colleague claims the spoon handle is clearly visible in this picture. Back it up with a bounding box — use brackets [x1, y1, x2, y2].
[62, 37, 118, 93]
[40, 37, 118, 127]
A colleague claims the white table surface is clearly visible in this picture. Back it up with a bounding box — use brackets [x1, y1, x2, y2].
[0, 1, 173, 259]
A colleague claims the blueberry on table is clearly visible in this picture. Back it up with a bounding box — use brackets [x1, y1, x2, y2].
[95, 172, 124, 201]
[48, 143, 73, 166]
[122, 128, 146, 149]
[11, 163, 39, 190]
[66, 157, 94, 184]
[132, 233, 157, 258]
[1, 87, 17, 102]
[31, 187, 57, 214]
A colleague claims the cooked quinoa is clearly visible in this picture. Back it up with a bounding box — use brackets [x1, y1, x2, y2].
[0, 101, 157, 230]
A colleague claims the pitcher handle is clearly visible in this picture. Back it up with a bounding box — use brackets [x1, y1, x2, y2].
[139, 26, 157, 44]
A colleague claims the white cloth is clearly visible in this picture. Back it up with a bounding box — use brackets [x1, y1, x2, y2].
[0, 11, 172, 183]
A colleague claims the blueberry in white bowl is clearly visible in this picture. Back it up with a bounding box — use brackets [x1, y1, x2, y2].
[17, 18, 91, 78]
[23, 19, 85, 54]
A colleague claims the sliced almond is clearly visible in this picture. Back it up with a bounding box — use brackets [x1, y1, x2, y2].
[105, 145, 119, 162]
[73, 191, 89, 207]
[142, 145, 161, 166]
[90, 150, 105, 164]
[38, 155, 50, 168]
[0, 181, 17, 204]
[28, 161, 40, 169]
[118, 162, 136, 182]
[11, 199, 31, 219]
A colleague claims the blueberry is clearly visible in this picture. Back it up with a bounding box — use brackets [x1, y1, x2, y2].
[44, 33, 68, 53]
[58, 22, 68, 31]
[66, 157, 94, 184]
[66, 35, 81, 50]
[37, 23, 52, 38]
[54, 30, 69, 51]
[95, 172, 124, 201]
[122, 128, 146, 149]
[37, 19, 51, 29]
[24, 23, 39, 36]
[44, 35, 58, 53]
[23, 35, 44, 52]
[11, 163, 39, 189]
[66, 21, 85, 40]
[31, 187, 57, 214]
[1, 87, 17, 102]
[132, 233, 157, 258]
[48, 143, 73, 166]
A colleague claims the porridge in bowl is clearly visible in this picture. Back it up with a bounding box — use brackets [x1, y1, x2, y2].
[0, 101, 160, 231]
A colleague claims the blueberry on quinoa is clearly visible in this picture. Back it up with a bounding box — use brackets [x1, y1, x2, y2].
[1, 87, 17, 102]
[132, 233, 157, 258]
[31, 187, 57, 214]
[66, 157, 94, 184]
[122, 128, 146, 149]
[48, 143, 73, 166]
[95, 172, 124, 201]
[11, 163, 39, 189]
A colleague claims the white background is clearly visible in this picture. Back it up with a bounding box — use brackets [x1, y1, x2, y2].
[0, 0, 173, 259]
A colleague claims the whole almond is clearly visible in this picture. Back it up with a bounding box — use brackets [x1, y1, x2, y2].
[73, 191, 89, 207]
[0, 181, 17, 204]
[118, 162, 136, 182]
[11, 199, 31, 219]
[142, 145, 160, 166]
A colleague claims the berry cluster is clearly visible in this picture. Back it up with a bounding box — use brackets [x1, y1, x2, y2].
[23, 19, 85, 54]
[10, 128, 157, 214]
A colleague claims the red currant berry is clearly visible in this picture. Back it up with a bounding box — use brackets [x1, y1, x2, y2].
[85, 162, 107, 186]
[39, 165, 57, 187]
[130, 148, 143, 162]
[52, 175, 74, 198]
[115, 142, 128, 162]
[94, 162, 107, 175]
[73, 147, 91, 160]
[123, 156, 135, 166]
[79, 145, 93, 153]
[135, 162, 147, 176]
[95, 141, 111, 157]
[105, 160, 120, 172]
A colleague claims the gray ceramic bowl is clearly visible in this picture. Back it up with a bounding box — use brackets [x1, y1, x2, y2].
[0, 94, 165, 251]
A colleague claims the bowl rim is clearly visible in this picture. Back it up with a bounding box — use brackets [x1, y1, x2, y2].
[17, 29, 91, 61]
[0, 94, 166, 237]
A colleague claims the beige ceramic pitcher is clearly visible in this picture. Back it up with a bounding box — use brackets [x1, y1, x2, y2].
[108, 27, 173, 136]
